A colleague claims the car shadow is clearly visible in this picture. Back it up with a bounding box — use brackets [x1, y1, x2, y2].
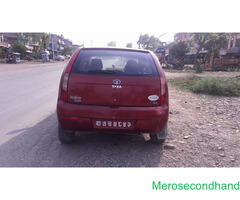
[0, 113, 163, 167]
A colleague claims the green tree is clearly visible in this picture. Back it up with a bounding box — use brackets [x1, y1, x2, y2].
[191, 33, 211, 72]
[17, 33, 28, 45]
[62, 46, 73, 55]
[107, 41, 116, 47]
[126, 43, 133, 48]
[16, 33, 51, 56]
[10, 42, 27, 58]
[39, 33, 50, 51]
[191, 33, 229, 71]
[23, 33, 42, 44]
[191, 33, 210, 60]
[0, 49, 4, 59]
[16, 33, 44, 46]
[204, 33, 229, 66]
[169, 41, 189, 60]
[137, 34, 161, 51]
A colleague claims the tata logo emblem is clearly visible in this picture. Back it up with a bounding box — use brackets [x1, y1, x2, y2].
[112, 85, 122, 89]
[113, 79, 121, 85]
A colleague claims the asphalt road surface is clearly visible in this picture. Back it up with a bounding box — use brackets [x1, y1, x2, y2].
[0, 62, 162, 167]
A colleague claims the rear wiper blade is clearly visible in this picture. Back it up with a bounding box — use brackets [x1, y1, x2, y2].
[88, 70, 117, 74]
[112, 69, 125, 74]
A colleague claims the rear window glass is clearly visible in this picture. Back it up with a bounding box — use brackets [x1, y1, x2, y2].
[71, 49, 159, 77]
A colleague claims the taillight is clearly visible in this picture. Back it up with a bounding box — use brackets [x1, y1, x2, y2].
[160, 77, 168, 105]
[61, 73, 69, 102]
[60, 48, 82, 102]
[62, 73, 69, 91]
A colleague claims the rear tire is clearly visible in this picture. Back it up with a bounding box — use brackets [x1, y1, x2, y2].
[150, 126, 167, 144]
[58, 124, 75, 144]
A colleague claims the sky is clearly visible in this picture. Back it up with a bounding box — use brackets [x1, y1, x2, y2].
[1, 0, 239, 48]
[61, 32, 175, 47]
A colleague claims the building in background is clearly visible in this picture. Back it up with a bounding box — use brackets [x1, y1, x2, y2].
[174, 33, 191, 43]
[63, 38, 73, 47]
[2, 33, 19, 45]
[0, 33, 81, 60]
[49, 34, 74, 55]
[227, 33, 240, 58]
[0, 33, 9, 49]
[228, 33, 240, 49]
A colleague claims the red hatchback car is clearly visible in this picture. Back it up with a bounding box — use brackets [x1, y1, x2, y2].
[57, 47, 169, 144]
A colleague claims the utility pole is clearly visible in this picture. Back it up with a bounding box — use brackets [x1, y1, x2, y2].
[52, 35, 55, 62]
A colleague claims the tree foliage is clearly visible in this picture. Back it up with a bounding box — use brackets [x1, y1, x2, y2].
[126, 43, 133, 48]
[191, 33, 210, 52]
[0, 49, 4, 58]
[169, 41, 189, 60]
[137, 34, 161, 51]
[39, 33, 50, 51]
[191, 33, 228, 57]
[62, 46, 73, 55]
[17, 33, 50, 49]
[204, 33, 229, 56]
[191, 33, 229, 67]
[10, 42, 27, 58]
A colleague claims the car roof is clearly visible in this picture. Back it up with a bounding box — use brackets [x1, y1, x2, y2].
[78, 47, 151, 53]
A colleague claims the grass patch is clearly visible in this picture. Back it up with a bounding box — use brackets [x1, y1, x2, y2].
[168, 76, 240, 97]
[164, 68, 195, 73]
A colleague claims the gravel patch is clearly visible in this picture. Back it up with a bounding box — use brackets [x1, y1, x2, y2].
[160, 71, 240, 167]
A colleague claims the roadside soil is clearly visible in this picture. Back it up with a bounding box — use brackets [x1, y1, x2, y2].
[160, 71, 240, 167]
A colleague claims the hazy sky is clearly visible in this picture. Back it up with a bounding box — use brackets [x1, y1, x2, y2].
[61, 32, 175, 47]
[2, 0, 239, 47]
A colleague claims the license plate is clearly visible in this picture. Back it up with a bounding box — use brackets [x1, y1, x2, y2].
[93, 119, 134, 130]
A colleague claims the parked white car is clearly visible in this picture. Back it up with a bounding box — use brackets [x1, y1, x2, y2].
[55, 55, 65, 61]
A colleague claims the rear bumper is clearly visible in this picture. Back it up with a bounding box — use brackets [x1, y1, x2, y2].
[57, 100, 169, 134]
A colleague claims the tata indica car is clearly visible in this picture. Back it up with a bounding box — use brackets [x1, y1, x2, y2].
[57, 47, 169, 144]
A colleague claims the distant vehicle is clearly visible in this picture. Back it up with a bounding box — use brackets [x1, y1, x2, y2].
[55, 55, 65, 61]
[65, 55, 71, 60]
[57, 47, 169, 144]
[5, 52, 21, 63]
[42, 51, 50, 62]
[155, 47, 166, 65]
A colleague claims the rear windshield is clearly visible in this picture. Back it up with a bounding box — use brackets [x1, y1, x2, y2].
[71, 49, 159, 77]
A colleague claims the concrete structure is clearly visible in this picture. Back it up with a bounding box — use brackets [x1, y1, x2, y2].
[226, 33, 240, 56]
[0, 34, 3, 42]
[63, 38, 73, 47]
[174, 33, 191, 43]
[2, 33, 18, 45]
[50, 34, 59, 53]
[228, 33, 240, 49]
[49, 34, 73, 54]
[0, 34, 9, 50]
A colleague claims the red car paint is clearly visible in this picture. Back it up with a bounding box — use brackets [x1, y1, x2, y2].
[57, 47, 168, 139]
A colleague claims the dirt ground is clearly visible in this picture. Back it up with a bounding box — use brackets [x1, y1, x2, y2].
[160, 71, 240, 167]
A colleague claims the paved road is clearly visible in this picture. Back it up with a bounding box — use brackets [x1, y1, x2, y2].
[0, 62, 163, 167]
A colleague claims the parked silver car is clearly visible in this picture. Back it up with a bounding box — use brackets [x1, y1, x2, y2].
[55, 55, 65, 61]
